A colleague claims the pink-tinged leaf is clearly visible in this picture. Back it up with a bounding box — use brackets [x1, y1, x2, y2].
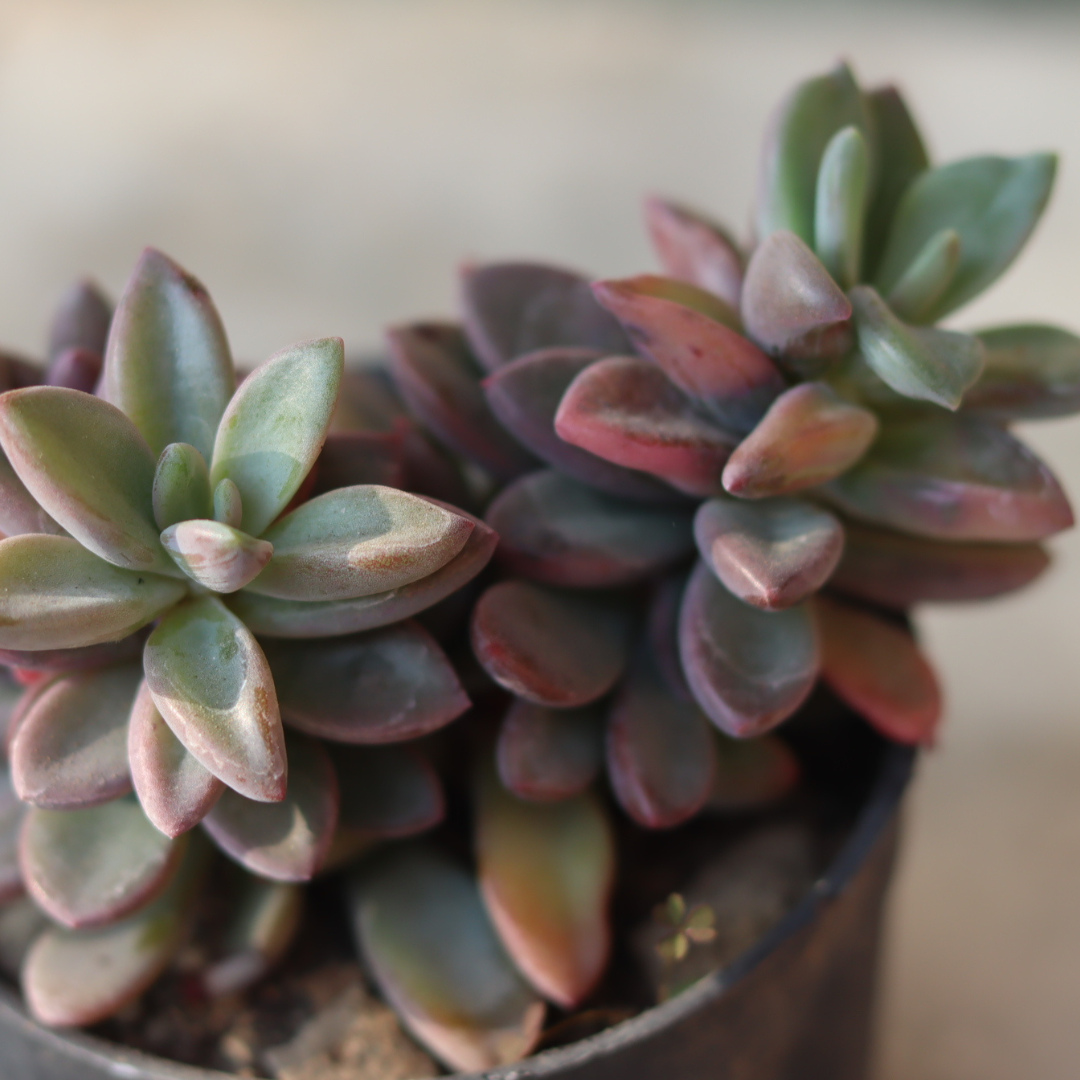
[476, 760, 615, 1008]
[816, 595, 942, 745]
[740, 231, 853, 373]
[554, 355, 737, 496]
[228, 513, 497, 638]
[45, 348, 102, 394]
[247, 485, 473, 602]
[152, 442, 212, 530]
[461, 262, 630, 372]
[830, 520, 1050, 608]
[0, 447, 63, 538]
[128, 680, 224, 838]
[264, 621, 469, 744]
[4, 678, 52, 757]
[48, 280, 112, 364]
[0, 633, 145, 675]
[311, 430, 407, 494]
[707, 732, 801, 812]
[471, 581, 631, 708]
[592, 277, 784, 433]
[0, 767, 26, 902]
[496, 700, 603, 802]
[21, 837, 206, 1027]
[0, 535, 186, 651]
[161, 519, 273, 594]
[722, 382, 878, 499]
[648, 573, 693, 701]
[825, 414, 1074, 542]
[387, 322, 539, 481]
[103, 249, 234, 462]
[144, 596, 286, 803]
[20, 796, 184, 928]
[482, 347, 678, 501]
[643, 196, 744, 307]
[332, 744, 445, 838]
[10, 664, 140, 810]
[210, 338, 343, 537]
[203, 734, 338, 882]
[486, 470, 695, 587]
[348, 844, 545, 1072]
[679, 560, 819, 738]
[694, 496, 843, 611]
[606, 655, 717, 828]
[0, 387, 173, 573]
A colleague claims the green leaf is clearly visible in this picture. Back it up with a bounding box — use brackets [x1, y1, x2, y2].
[210, 338, 343, 537]
[0, 535, 186, 651]
[143, 596, 286, 802]
[213, 477, 243, 528]
[152, 443, 212, 530]
[0, 447, 64, 538]
[0, 387, 172, 572]
[102, 248, 234, 461]
[884, 229, 961, 324]
[875, 154, 1058, 320]
[161, 519, 273, 594]
[814, 126, 870, 288]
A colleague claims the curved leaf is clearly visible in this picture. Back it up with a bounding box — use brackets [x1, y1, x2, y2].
[213, 477, 243, 527]
[44, 348, 102, 394]
[814, 125, 870, 288]
[332, 744, 444, 839]
[0, 633, 145, 675]
[161, 519, 273, 593]
[708, 732, 801, 812]
[648, 573, 693, 701]
[152, 442, 212, 530]
[48, 280, 111, 364]
[0, 447, 64, 538]
[0, 768, 26, 902]
[884, 228, 962, 324]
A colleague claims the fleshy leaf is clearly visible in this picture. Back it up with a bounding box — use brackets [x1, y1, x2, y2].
[482, 347, 677, 501]
[152, 442, 212, 530]
[740, 231, 853, 373]
[874, 154, 1058, 320]
[850, 285, 985, 410]
[332, 744, 445, 839]
[228, 513, 497, 638]
[694, 496, 844, 611]
[476, 760, 615, 1008]
[497, 700, 603, 802]
[48, 280, 111, 364]
[648, 573, 693, 701]
[128, 679, 224, 838]
[643, 196, 744, 307]
[0, 767, 26, 902]
[348, 844, 545, 1072]
[210, 338, 344, 537]
[0, 387, 172, 572]
[679, 560, 819, 737]
[311, 430, 407, 494]
[554, 355, 737, 496]
[816, 595, 941, 745]
[471, 581, 631, 708]
[592, 277, 784, 433]
[486, 470, 695, 587]
[202, 733, 337, 881]
[161, 519, 273, 594]
[606, 653, 717, 828]
[722, 382, 878, 499]
[45, 348, 102, 394]
[248, 485, 473, 601]
[387, 322, 539, 481]
[829, 520, 1049, 607]
[814, 125, 870, 288]
[263, 621, 469, 744]
[20, 796, 184, 928]
[708, 732, 801, 812]
[143, 596, 286, 802]
[0, 447, 64, 538]
[884, 228, 962, 324]
[0, 353, 39, 393]
[964, 324, 1080, 419]
[0, 634, 145, 675]
[461, 262, 630, 371]
[0, 535, 186, 651]
[10, 664, 140, 810]
[824, 414, 1074, 541]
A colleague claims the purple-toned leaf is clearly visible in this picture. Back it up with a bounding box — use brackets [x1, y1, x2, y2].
[722, 382, 878, 499]
[0, 535, 185, 651]
[161, 519, 273, 594]
[606, 655, 716, 828]
[486, 470, 695, 587]
[825, 414, 1074, 542]
[332, 744, 445, 838]
[311, 429, 407, 494]
[152, 441, 212, 530]
[387, 322, 539, 481]
[128, 680, 224, 838]
[829, 520, 1050, 607]
[10, 664, 140, 810]
[3, 679, 50, 757]
[0, 352, 41, 393]
[0, 448, 64, 538]
[679, 560, 819, 738]
[497, 700, 603, 802]
[0, 633, 145, 674]
[817, 595, 941, 746]
[264, 621, 469, 744]
[203, 734, 338, 882]
[648, 573, 693, 701]
[643, 196, 744, 307]
[45, 348, 102, 394]
[20, 797, 184, 928]
[144, 596, 286, 803]
[348, 844, 545, 1072]
[476, 760, 615, 1008]
[813, 126, 870, 289]
[884, 228, 961, 324]
[482, 347, 678, 501]
[707, 732, 801, 812]
[740, 231, 852, 373]
[471, 581, 631, 708]
[461, 262, 630, 372]
[330, 365, 408, 432]
[0, 767, 26, 902]
[554, 355, 737, 496]
[48, 280, 112, 364]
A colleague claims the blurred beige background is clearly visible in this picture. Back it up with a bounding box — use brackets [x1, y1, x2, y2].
[0, 1, 1077, 1076]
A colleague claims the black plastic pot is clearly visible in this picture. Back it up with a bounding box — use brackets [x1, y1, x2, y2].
[0, 742, 914, 1080]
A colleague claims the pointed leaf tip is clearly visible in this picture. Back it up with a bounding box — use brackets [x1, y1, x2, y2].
[152, 442, 212, 530]
[814, 125, 870, 289]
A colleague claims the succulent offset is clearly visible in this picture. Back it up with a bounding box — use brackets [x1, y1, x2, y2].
[0, 60, 1076, 1076]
